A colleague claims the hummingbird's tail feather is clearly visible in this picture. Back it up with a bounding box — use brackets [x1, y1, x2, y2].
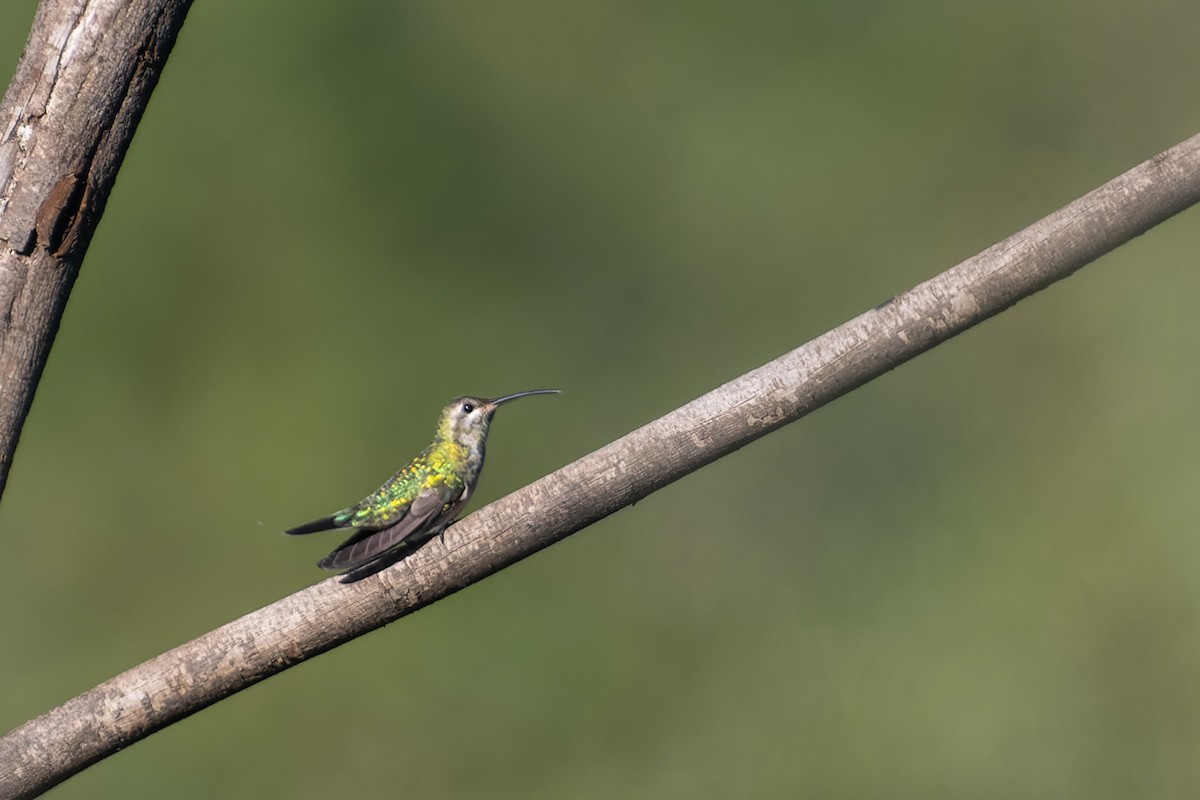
[284, 515, 341, 536]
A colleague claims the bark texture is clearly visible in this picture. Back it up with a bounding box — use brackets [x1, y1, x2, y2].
[0, 0, 193, 498]
[2, 133, 1199, 799]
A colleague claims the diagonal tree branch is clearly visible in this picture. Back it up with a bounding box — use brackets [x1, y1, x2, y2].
[2, 132, 1198, 799]
[0, 0, 194, 501]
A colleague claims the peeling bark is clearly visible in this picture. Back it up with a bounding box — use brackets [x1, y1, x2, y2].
[0, 0, 194, 498]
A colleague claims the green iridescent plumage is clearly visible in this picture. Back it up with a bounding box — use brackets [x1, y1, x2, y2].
[333, 441, 468, 530]
[286, 390, 559, 581]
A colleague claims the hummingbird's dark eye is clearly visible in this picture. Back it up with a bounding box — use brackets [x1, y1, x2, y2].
[461, 402, 475, 414]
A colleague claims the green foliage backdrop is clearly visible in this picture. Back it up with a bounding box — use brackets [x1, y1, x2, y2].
[2, 1, 1199, 797]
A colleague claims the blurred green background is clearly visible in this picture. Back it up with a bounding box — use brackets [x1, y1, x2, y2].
[2, 1, 1200, 797]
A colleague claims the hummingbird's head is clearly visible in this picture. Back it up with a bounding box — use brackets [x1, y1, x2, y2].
[436, 389, 561, 447]
[438, 395, 494, 446]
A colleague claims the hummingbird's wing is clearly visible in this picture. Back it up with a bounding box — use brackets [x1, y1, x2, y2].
[317, 483, 459, 572]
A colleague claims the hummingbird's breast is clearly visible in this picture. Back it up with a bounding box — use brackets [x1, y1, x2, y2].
[429, 438, 485, 485]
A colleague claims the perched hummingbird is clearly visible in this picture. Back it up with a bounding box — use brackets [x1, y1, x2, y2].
[286, 389, 560, 581]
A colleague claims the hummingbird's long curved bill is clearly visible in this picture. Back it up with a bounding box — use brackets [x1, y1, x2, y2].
[488, 389, 561, 407]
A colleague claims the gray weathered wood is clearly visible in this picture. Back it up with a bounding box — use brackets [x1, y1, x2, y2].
[2, 132, 1198, 800]
[0, 0, 193, 499]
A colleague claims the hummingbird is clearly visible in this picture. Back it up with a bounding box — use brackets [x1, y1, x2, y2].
[286, 389, 560, 581]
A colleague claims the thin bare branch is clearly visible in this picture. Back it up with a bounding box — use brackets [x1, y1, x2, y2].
[2, 133, 1198, 799]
